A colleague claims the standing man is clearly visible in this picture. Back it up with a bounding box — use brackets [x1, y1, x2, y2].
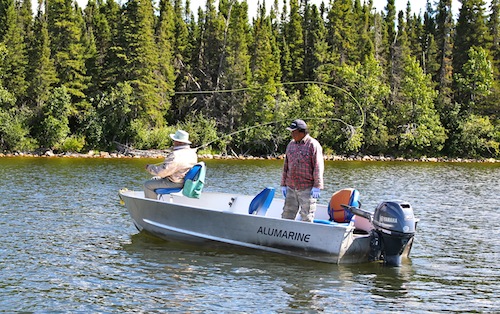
[281, 119, 324, 222]
[143, 130, 198, 199]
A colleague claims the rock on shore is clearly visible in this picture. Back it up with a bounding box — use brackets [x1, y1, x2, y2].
[0, 149, 498, 163]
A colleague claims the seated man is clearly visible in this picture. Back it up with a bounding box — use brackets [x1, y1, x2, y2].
[143, 130, 198, 199]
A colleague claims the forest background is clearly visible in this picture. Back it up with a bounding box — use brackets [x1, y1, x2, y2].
[0, 0, 499, 159]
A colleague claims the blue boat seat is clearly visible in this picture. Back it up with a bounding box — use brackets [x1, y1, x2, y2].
[155, 162, 206, 199]
[249, 187, 275, 216]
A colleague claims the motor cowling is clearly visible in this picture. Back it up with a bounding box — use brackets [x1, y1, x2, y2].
[370, 201, 417, 266]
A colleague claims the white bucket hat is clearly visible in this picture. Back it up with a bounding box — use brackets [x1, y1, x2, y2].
[170, 130, 191, 144]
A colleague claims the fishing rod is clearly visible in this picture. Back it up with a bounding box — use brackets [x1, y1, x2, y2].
[119, 81, 366, 156]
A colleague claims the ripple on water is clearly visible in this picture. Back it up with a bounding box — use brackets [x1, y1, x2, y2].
[0, 158, 499, 312]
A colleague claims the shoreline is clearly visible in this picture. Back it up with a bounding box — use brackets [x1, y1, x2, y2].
[1, 150, 499, 163]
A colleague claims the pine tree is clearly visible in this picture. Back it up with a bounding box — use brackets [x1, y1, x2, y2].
[283, 0, 303, 82]
[216, 0, 251, 131]
[47, 0, 89, 102]
[0, 0, 28, 102]
[326, 0, 355, 65]
[0, 0, 10, 42]
[485, 0, 500, 118]
[249, 1, 282, 122]
[406, 3, 424, 69]
[96, 0, 121, 91]
[434, 0, 455, 154]
[169, 0, 199, 122]
[435, 0, 453, 97]
[156, 0, 176, 111]
[303, 3, 326, 81]
[27, 5, 59, 110]
[82, 0, 99, 97]
[453, 0, 488, 79]
[121, 0, 164, 127]
[352, 0, 374, 63]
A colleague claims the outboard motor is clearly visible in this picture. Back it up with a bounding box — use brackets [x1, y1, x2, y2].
[370, 201, 417, 266]
[344, 201, 417, 266]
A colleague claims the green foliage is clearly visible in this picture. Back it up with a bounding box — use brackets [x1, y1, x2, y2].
[0, 83, 15, 108]
[94, 82, 136, 147]
[454, 46, 493, 112]
[130, 120, 174, 150]
[394, 55, 447, 156]
[0, 107, 37, 152]
[59, 135, 86, 152]
[39, 87, 71, 149]
[455, 114, 498, 158]
[177, 113, 218, 150]
[0, 0, 497, 160]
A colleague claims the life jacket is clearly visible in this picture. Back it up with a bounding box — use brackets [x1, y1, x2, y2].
[328, 188, 360, 223]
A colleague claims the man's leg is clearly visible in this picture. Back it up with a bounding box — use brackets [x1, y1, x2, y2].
[281, 187, 300, 220]
[144, 178, 183, 199]
[298, 188, 316, 222]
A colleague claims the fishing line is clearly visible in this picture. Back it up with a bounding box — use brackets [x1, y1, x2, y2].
[175, 80, 365, 130]
[79, 81, 365, 154]
[175, 80, 366, 150]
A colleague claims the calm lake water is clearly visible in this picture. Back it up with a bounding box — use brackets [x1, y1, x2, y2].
[0, 157, 499, 313]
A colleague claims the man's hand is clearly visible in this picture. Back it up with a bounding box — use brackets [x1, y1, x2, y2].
[311, 187, 320, 198]
[281, 186, 287, 198]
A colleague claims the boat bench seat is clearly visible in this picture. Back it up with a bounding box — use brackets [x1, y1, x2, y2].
[248, 187, 275, 216]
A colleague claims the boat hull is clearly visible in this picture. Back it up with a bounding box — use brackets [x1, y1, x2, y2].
[119, 190, 410, 264]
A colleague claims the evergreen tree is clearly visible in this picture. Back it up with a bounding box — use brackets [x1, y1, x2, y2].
[156, 0, 176, 111]
[417, 1, 439, 94]
[18, 0, 33, 52]
[28, 5, 59, 110]
[488, 0, 500, 68]
[388, 11, 411, 114]
[97, 0, 121, 91]
[82, 0, 99, 97]
[384, 0, 397, 86]
[371, 11, 388, 68]
[193, 0, 226, 121]
[283, 0, 303, 82]
[303, 3, 327, 81]
[435, 0, 454, 97]
[214, 0, 251, 133]
[0, 0, 28, 101]
[326, 0, 355, 65]
[352, 0, 374, 64]
[121, 0, 164, 127]
[453, 0, 488, 79]
[0, 0, 10, 42]
[47, 0, 89, 102]
[248, 1, 282, 126]
[170, 0, 199, 122]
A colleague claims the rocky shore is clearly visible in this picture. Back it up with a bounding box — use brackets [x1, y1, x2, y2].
[1, 149, 499, 163]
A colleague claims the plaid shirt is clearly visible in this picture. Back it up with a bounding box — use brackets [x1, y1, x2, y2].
[281, 134, 324, 190]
